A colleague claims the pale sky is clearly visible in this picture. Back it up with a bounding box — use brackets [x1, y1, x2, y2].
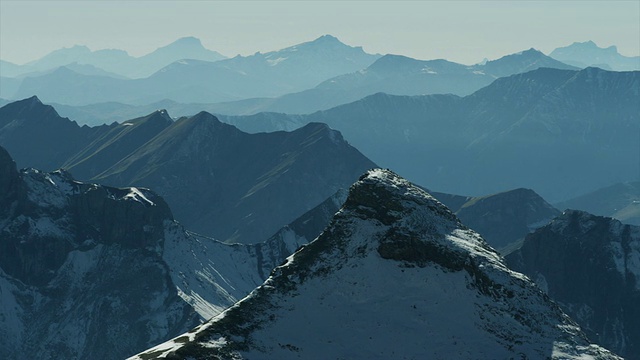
[1, 0, 639, 65]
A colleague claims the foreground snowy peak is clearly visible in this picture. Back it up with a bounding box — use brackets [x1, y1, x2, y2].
[134, 169, 618, 360]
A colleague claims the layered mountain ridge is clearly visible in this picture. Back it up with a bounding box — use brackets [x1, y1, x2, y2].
[0, 98, 376, 244]
[7, 35, 381, 106]
[219, 66, 639, 202]
[550, 41, 640, 71]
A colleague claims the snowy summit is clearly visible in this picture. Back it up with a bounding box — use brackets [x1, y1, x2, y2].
[132, 169, 619, 359]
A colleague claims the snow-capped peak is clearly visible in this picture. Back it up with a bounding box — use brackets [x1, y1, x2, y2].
[132, 169, 619, 360]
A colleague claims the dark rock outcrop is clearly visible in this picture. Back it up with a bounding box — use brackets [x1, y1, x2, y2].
[506, 210, 640, 359]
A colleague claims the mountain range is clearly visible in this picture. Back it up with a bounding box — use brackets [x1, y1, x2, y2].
[220, 66, 639, 202]
[0, 36, 226, 79]
[556, 181, 640, 226]
[0, 144, 363, 358]
[0, 97, 375, 244]
[5, 35, 381, 106]
[132, 169, 619, 359]
[0, 141, 630, 359]
[5, 47, 579, 121]
[1, 35, 638, 360]
[550, 41, 640, 71]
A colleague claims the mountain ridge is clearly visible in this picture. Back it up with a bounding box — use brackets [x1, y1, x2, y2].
[132, 169, 620, 359]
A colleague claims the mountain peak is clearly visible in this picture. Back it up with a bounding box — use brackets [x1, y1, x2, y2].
[25, 95, 43, 106]
[343, 169, 481, 267]
[571, 41, 618, 53]
[312, 34, 340, 43]
[171, 36, 204, 47]
[133, 169, 619, 359]
[522, 47, 542, 55]
[0, 95, 60, 119]
[152, 108, 172, 122]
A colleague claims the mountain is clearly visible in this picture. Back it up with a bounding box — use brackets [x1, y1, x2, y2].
[0, 144, 350, 358]
[215, 34, 381, 93]
[267, 184, 560, 254]
[506, 210, 640, 359]
[439, 188, 561, 252]
[481, 47, 578, 77]
[0, 96, 111, 170]
[127, 36, 227, 78]
[0, 98, 375, 244]
[16, 37, 226, 79]
[555, 181, 640, 226]
[0, 145, 199, 359]
[61, 110, 174, 179]
[0, 59, 27, 77]
[202, 47, 578, 116]
[90, 113, 376, 243]
[550, 41, 640, 71]
[12, 67, 135, 105]
[218, 67, 639, 202]
[132, 169, 619, 360]
[9, 35, 379, 106]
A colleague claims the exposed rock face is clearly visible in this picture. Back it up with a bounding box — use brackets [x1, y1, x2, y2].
[0, 146, 197, 360]
[506, 210, 640, 359]
[132, 169, 619, 360]
[0, 146, 24, 215]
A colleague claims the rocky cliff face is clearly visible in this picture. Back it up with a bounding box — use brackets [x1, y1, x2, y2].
[506, 210, 640, 359]
[0, 146, 197, 359]
[0, 145, 359, 359]
[133, 170, 619, 360]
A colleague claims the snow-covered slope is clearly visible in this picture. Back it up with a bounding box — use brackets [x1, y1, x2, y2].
[0, 144, 351, 358]
[132, 169, 619, 360]
[161, 189, 349, 321]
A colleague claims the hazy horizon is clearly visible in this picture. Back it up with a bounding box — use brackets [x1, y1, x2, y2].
[1, 0, 638, 66]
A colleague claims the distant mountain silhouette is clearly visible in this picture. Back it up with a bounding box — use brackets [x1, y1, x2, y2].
[10, 35, 380, 106]
[551, 41, 640, 71]
[6, 37, 226, 79]
[202, 48, 578, 115]
[556, 181, 640, 225]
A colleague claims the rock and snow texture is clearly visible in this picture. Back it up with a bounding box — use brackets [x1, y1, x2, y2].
[0, 146, 198, 359]
[0, 145, 345, 358]
[506, 210, 640, 359]
[132, 169, 619, 360]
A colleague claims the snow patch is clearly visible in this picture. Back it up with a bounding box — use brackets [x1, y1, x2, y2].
[421, 67, 438, 74]
[122, 187, 156, 206]
[267, 57, 288, 66]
